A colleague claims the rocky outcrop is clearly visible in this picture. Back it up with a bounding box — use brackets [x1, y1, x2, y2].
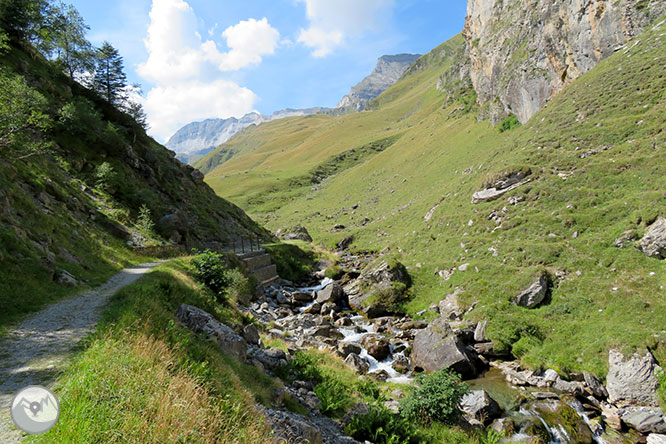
[337, 54, 421, 111]
[640, 218, 666, 259]
[176, 304, 247, 362]
[607, 349, 660, 407]
[472, 170, 531, 204]
[276, 225, 313, 243]
[464, 0, 666, 124]
[513, 273, 550, 308]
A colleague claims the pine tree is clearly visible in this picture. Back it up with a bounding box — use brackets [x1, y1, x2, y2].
[93, 41, 127, 105]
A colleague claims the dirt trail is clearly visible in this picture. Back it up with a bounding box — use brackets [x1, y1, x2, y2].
[0, 262, 162, 442]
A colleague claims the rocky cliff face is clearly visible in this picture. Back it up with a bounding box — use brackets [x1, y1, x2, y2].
[464, 0, 666, 124]
[337, 54, 421, 111]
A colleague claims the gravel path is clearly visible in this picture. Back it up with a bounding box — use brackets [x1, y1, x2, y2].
[0, 262, 162, 442]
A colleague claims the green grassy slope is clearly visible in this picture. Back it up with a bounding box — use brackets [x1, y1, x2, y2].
[28, 259, 274, 444]
[203, 22, 666, 377]
[198, 35, 466, 215]
[0, 40, 267, 328]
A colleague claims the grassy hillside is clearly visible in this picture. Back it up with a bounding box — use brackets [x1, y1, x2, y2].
[202, 21, 666, 377]
[198, 35, 466, 215]
[0, 39, 267, 328]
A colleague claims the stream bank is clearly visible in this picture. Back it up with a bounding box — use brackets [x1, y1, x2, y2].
[179, 248, 665, 444]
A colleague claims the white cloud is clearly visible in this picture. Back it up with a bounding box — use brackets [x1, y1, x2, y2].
[137, 0, 281, 142]
[137, 0, 204, 84]
[142, 80, 256, 141]
[211, 18, 280, 71]
[297, 0, 395, 57]
[297, 28, 343, 58]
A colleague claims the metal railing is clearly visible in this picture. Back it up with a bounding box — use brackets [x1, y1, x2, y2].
[228, 233, 264, 255]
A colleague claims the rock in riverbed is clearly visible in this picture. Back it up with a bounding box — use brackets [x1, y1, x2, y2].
[411, 318, 478, 378]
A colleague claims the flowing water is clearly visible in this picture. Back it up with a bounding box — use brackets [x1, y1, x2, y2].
[468, 368, 608, 444]
[295, 279, 608, 441]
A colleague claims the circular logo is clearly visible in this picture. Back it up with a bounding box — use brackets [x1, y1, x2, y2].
[10, 386, 59, 435]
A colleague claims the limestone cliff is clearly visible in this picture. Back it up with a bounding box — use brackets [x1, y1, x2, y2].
[464, 0, 666, 123]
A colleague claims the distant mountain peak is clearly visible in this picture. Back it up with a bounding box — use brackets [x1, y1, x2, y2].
[337, 53, 421, 111]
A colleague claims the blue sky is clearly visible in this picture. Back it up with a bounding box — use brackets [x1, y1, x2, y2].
[67, 0, 467, 141]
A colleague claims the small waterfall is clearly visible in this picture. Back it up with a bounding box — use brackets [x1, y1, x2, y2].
[568, 400, 607, 444]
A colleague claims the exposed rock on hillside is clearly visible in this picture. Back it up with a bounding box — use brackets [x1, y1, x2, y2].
[472, 169, 531, 203]
[513, 273, 550, 308]
[640, 217, 666, 259]
[276, 225, 313, 242]
[464, 0, 666, 123]
[337, 54, 421, 111]
[176, 304, 247, 362]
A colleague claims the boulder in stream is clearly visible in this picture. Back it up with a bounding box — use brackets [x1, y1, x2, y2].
[411, 318, 478, 378]
[460, 390, 502, 424]
[344, 353, 369, 374]
[316, 283, 345, 305]
[648, 434, 666, 444]
[360, 334, 391, 361]
[337, 342, 362, 358]
[344, 257, 411, 318]
[622, 407, 666, 434]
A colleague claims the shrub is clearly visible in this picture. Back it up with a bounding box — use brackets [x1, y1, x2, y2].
[345, 404, 421, 444]
[224, 268, 256, 305]
[314, 378, 351, 415]
[356, 379, 382, 401]
[95, 161, 117, 192]
[399, 369, 469, 425]
[498, 113, 521, 132]
[191, 250, 232, 302]
[287, 350, 322, 383]
[136, 204, 155, 236]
